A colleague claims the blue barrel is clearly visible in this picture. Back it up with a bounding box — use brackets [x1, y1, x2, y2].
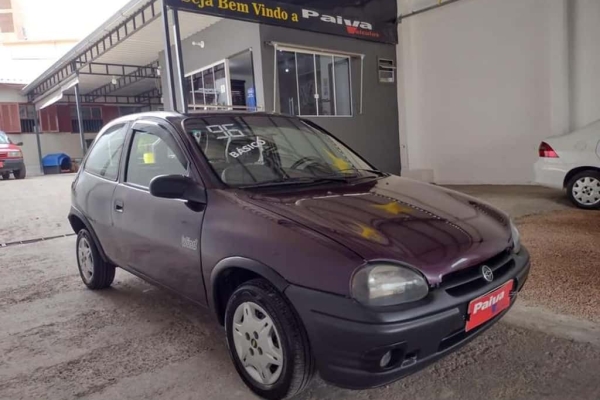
[42, 153, 72, 174]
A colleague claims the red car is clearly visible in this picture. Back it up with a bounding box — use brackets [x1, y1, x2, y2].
[0, 131, 26, 180]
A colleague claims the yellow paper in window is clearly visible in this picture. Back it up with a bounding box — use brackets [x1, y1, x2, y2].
[143, 152, 155, 164]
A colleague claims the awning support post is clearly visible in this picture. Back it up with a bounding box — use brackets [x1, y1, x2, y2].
[172, 8, 187, 114]
[34, 112, 43, 174]
[74, 82, 87, 155]
[161, 0, 177, 111]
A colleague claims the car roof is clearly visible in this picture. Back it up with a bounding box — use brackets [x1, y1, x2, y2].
[104, 110, 292, 130]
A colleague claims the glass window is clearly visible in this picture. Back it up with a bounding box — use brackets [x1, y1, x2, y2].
[84, 124, 127, 180]
[126, 127, 187, 188]
[185, 116, 373, 187]
[334, 57, 352, 116]
[0, 0, 12, 10]
[192, 72, 205, 106]
[277, 51, 298, 115]
[296, 53, 317, 116]
[19, 104, 36, 119]
[214, 63, 228, 106]
[277, 50, 352, 117]
[315, 55, 335, 116]
[203, 69, 216, 106]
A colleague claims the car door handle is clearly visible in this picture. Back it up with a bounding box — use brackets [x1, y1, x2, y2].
[114, 200, 124, 213]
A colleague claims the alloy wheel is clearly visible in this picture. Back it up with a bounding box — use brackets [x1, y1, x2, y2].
[78, 237, 94, 283]
[572, 177, 600, 206]
[232, 301, 284, 385]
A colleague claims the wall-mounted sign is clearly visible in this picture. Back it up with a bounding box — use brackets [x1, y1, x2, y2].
[165, 0, 398, 44]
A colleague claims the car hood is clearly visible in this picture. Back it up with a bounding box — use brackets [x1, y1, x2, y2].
[238, 176, 512, 285]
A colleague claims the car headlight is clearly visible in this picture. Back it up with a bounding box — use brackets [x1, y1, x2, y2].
[8, 150, 21, 157]
[510, 220, 521, 254]
[351, 263, 429, 307]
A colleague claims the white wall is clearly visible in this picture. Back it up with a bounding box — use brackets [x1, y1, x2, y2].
[0, 86, 27, 102]
[397, 0, 600, 184]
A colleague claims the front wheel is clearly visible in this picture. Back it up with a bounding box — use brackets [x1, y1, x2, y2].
[14, 167, 26, 180]
[567, 170, 600, 210]
[1, 172, 10, 180]
[225, 279, 314, 400]
[76, 229, 115, 290]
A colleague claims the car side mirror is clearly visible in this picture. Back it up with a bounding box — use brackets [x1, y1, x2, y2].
[149, 175, 207, 205]
[16, 142, 23, 146]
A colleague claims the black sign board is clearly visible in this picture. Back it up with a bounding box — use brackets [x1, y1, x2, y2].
[165, 0, 398, 44]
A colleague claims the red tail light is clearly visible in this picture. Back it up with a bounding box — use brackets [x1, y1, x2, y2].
[539, 142, 559, 158]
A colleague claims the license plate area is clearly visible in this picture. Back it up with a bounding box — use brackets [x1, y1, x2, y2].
[465, 280, 514, 332]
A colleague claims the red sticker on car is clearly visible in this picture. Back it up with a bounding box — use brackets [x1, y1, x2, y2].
[465, 280, 514, 332]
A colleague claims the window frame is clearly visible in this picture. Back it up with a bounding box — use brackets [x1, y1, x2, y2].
[82, 122, 129, 182]
[277, 47, 353, 118]
[186, 59, 232, 111]
[122, 120, 190, 191]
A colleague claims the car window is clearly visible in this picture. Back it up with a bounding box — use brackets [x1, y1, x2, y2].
[125, 125, 188, 188]
[185, 115, 372, 187]
[0, 131, 13, 144]
[84, 124, 127, 180]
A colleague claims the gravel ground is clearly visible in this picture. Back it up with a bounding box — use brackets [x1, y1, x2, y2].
[1, 238, 599, 400]
[0, 174, 75, 244]
[1, 175, 600, 400]
[516, 209, 600, 322]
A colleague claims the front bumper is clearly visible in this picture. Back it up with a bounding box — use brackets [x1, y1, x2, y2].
[285, 247, 530, 389]
[0, 158, 25, 173]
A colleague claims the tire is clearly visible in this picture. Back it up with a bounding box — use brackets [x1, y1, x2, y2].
[567, 170, 600, 210]
[14, 167, 26, 180]
[225, 279, 314, 400]
[76, 229, 115, 290]
[1, 172, 9, 180]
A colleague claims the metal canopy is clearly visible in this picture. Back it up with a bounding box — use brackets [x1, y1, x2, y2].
[23, 0, 220, 107]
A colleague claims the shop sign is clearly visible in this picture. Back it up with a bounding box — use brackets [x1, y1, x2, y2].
[165, 0, 398, 44]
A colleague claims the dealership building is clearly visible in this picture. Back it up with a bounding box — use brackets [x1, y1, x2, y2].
[2, 0, 600, 185]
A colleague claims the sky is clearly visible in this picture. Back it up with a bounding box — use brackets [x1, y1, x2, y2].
[18, 0, 131, 41]
[0, 0, 132, 82]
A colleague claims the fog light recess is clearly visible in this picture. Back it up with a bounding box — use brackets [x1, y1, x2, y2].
[380, 351, 392, 368]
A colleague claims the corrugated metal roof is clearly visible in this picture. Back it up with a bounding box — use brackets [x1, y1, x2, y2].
[23, 0, 220, 99]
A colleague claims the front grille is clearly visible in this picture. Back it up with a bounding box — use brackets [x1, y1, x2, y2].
[441, 249, 514, 297]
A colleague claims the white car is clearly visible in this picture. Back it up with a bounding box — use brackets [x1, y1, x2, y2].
[534, 120, 600, 209]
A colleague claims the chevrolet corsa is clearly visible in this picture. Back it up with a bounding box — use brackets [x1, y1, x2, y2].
[69, 112, 530, 399]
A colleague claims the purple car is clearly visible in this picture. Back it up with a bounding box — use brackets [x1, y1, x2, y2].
[69, 112, 530, 399]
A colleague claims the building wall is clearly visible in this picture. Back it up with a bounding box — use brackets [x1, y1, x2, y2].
[7, 132, 96, 176]
[0, 85, 27, 103]
[259, 25, 401, 174]
[160, 19, 264, 111]
[397, 0, 600, 184]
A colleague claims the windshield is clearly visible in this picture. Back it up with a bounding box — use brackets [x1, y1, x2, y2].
[185, 115, 377, 187]
[0, 132, 12, 145]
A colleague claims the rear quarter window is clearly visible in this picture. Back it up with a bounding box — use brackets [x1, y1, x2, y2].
[84, 124, 127, 180]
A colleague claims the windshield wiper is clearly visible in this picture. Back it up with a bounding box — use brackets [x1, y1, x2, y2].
[336, 168, 389, 177]
[239, 176, 352, 189]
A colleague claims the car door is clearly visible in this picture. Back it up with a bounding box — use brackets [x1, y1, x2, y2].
[112, 119, 207, 304]
[74, 122, 129, 264]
